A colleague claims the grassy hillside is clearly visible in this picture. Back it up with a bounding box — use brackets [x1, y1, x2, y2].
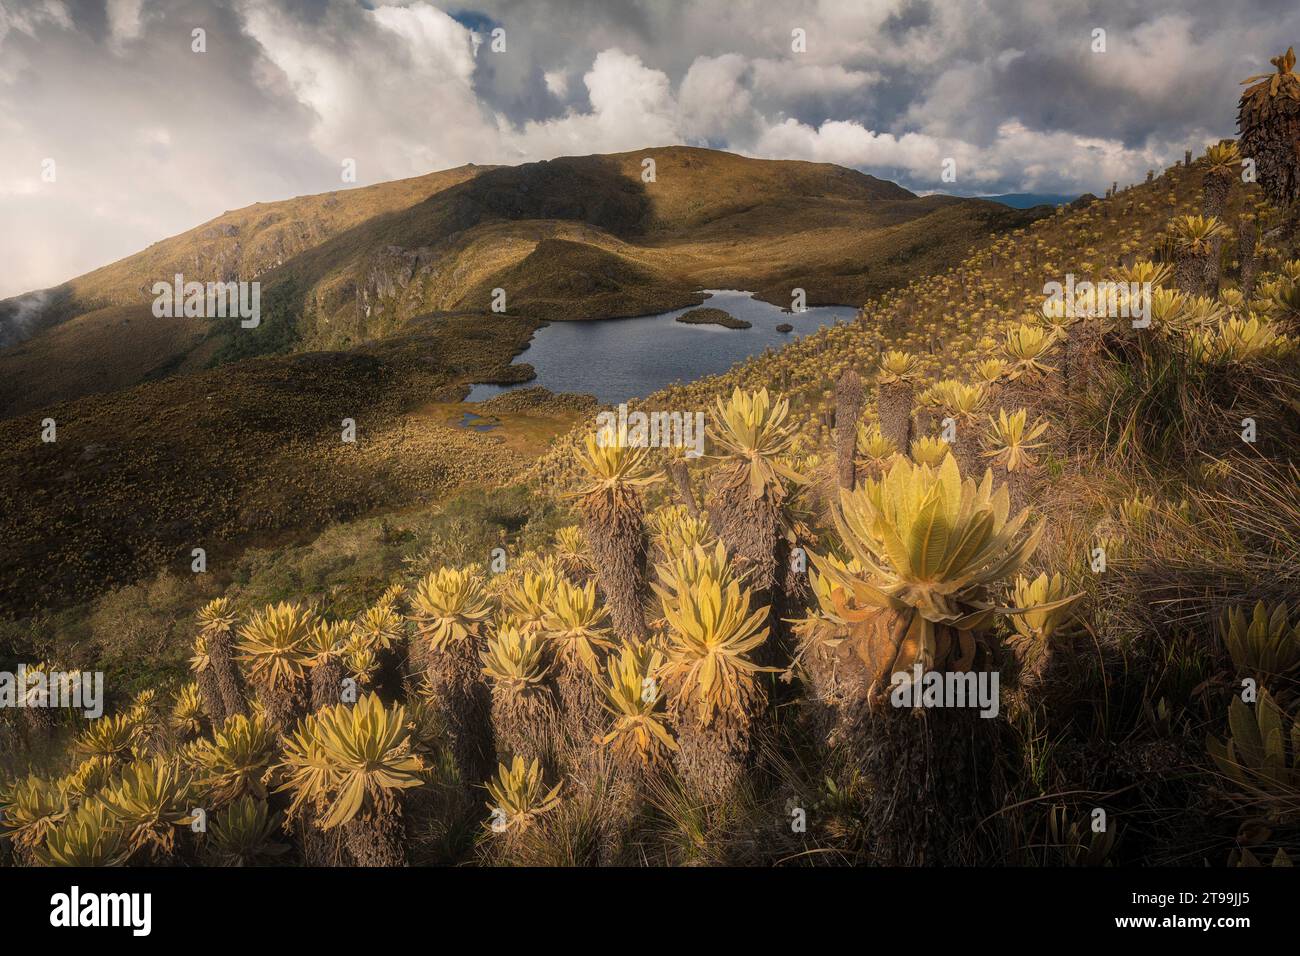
[3, 140, 1297, 870]
[278, 146, 1041, 342]
[0, 311, 546, 615]
[529, 153, 1286, 472]
[0, 148, 1042, 416]
[0, 164, 489, 348]
[0, 149, 1045, 609]
[0, 165, 490, 416]
[0, 304, 209, 412]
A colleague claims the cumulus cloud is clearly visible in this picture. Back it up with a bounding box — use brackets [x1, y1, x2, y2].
[531, 48, 677, 153]
[106, 0, 146, 50]
[677, 53, 758, 144]
[0, 0, 1293, 298]
[239, 0, 491, 178]
[543, 69, 568, 98]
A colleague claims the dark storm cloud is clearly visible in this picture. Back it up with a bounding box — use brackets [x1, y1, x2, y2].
[2, 0, 1296, 296]
[881, 0, 931, 38]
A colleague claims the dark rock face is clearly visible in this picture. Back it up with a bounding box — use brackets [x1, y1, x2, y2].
[353, 245, 437, 327]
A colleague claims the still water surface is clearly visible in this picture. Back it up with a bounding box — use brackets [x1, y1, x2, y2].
[466, 289, 858, 405]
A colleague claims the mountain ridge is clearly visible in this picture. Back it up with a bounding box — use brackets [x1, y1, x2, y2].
[0, 146, 1044, 416]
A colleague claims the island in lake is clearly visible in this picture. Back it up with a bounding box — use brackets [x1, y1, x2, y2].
[675, 307, 751, 329]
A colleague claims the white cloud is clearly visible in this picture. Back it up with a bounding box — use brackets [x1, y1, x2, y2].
[239, 1, 492, 180]
[0, 0, 70, 44]
[752, 116, 1191, 194]
[678, 54, 758, 144]
[750, 59, 878, 99]
[0, 0, 1291, 298]
[106, 0, 145, 50]
[543, 69, 568, 98]
[505, 49, 677, 159]
[1082, 14, 1207, 99]
[755, 118, 949, 177]
[0, 0, 70, 82]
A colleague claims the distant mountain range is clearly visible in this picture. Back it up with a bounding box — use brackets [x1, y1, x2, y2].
[977, 193, 1081, 209]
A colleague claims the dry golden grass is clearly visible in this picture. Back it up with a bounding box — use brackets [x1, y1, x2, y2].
[0, 305, 209, 415]
[2, 147, 1040, 413]
[0, 313, 547, 615]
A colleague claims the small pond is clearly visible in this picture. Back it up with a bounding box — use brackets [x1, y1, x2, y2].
[466, 289, 858, 405]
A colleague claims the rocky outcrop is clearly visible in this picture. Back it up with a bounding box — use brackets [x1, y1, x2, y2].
[355, 245, 438, 325]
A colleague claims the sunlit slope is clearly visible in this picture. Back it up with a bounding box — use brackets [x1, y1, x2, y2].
[530, 153, 1267, 483]
[0, 148, 1040, 415]
[0, 164, 489, 348]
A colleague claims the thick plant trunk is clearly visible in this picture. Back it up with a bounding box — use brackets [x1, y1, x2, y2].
[796, 623, 870, 749]
[343, 808, 407, 867]
[781, 528, 811, 613]
[580, 503, 649, 641]
[195, 666, 226, 725]
[299, 814, 350, 866]
[1203, 238, 1223, 298]
[950, 431, 984, 482]
[310, 657, 345, 711]
[672, 706, 753, 803]
[1201, 173, 1230, 299]
[668, 460, 701, 517]
[1064, 323, 1097, 390]
[1241, 109, 1300, 209]
[707, 469, 785, 665]
[707, 474, 783, 594]
[1238, 219, 1258, 301]
[912, 405, 938, 445]
[997, 375, 1044, 421]
[257, 680, 305, 738]
[1202, 171, 1230, 219]
[556, 661, 604, 754]
[407, 635, 428, 683]
[876, 381, 914, 454]
[425, 638, 495, 787]
[848, 703, 998, 866]
[1174, 249, 1206, 297]
[491, 686, 559, 775]
[207, 628, 248, 719]
[834, 371, 864, 490]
